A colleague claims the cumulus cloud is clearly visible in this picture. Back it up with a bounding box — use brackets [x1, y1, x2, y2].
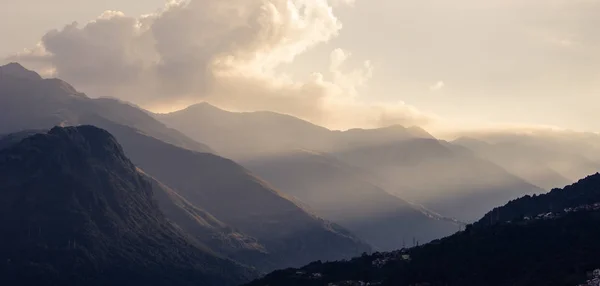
[8, 0, 433, 129]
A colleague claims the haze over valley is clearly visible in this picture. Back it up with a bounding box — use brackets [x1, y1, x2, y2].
[2, 1, 600, 285]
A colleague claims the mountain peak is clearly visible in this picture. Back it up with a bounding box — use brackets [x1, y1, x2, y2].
[178, 102, 224, 114]
[0, 62, 42, 81]
[11, 126, 132, 171]
[406, 125, 435, 139]
[48, 125, 123, 152]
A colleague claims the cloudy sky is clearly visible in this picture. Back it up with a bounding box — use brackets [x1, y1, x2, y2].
[1, 0, 599, 132]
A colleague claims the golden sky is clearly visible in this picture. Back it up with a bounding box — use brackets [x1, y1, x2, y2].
[2, 0, 599, 132]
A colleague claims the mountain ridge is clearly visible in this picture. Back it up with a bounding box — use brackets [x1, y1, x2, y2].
[157, 102, 434, 160]
[0, 63, 212, 153]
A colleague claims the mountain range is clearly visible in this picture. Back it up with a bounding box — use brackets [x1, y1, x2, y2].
[159, 102, 545, 222]
[3, 62, 600, 285]
[156, 102, 433, 160]
[0, 63, 370, 275]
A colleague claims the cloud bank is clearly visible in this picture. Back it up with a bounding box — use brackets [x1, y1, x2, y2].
[8, 0, 432, 130]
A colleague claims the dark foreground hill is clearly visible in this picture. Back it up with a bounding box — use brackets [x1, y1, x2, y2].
[246, 172, 600, 286]
[477, 172, 600, 227]
[247, 211, 600, 286]
[0, 126, 256, 286]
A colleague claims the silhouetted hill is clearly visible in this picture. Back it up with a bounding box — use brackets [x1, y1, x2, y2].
[85, 119, 371, 271]
[246, 173, 600, 286]
[477, 173, 600, 227]
[244, 150, 459, 250]
[0, 126, 255, 286]
[246, 210, 600, 286]
[335, 139, 544, 221]
[157, 102, 432, 159]
[0, 63, 211, 153]
[0, 62, 42, 80]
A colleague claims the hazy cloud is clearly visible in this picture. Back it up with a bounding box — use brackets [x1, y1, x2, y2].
[429, 81, 445, 92]
[8, 0, 432, 130]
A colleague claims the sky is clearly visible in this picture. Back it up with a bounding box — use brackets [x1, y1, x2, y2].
[1, 0, 599, 132]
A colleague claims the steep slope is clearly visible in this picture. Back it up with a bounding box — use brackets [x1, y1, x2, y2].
[0, 128, 275, 272]
[87, 119, 371, 270]
[246, 173, 600, 286]
[454, 137, 579, 190]
[145, 173, 272, 268]
[244, 150, 459, 250]
[0, 63, 211, 153]
[0, 129, 269, 267]
[157, 102, 432, 160]
[0, 126, 255, 286]
[334, 139, 544, 221]
[477, 172, 600, 226]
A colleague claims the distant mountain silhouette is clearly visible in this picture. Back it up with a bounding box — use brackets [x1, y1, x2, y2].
[156, 102, 433, 160]
[156, 101, 544, 223]
[0, 126, 255, 286]
[454, 136, 584, 190]
[334, 139, 545, 221]
[457, 131, 600, 185]
[244, 149, 459, 250]
[0, 62, 42, 81]
[246, 172, 600, 286]
[0, 63, 211, 153]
